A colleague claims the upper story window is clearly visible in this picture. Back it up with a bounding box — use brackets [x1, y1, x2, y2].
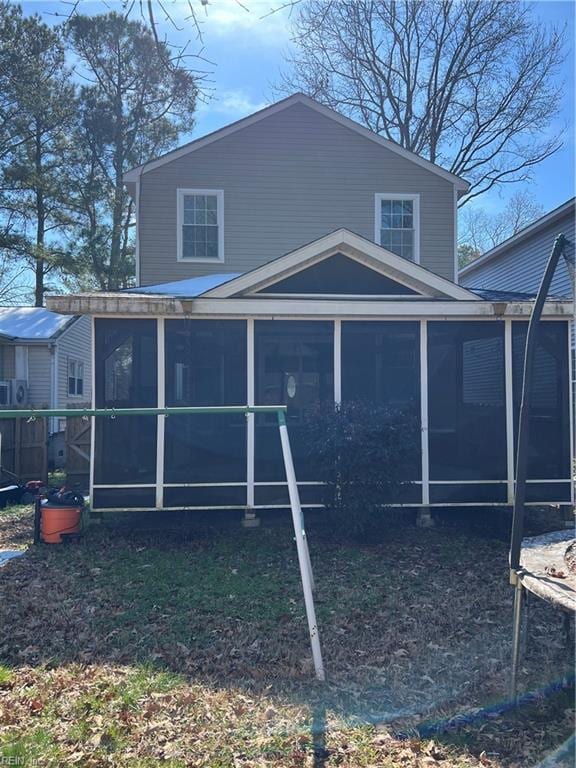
[177, 189, 224, 262]
[68, 358, 84, 397]
[375, 193, 420, 263]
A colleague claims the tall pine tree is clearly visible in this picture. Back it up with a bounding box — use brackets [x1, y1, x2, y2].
[66, 13, 198, 290]
[0, 3, 76, 306]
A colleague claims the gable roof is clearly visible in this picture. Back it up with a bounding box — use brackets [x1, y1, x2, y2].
[459, 197, 576, 278]
[0, 307, 76, 341]
[124, 94, 469, 193]
[202, 229, 481, 301]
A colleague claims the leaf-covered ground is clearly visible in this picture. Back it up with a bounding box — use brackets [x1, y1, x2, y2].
[0, 505, 573, 767]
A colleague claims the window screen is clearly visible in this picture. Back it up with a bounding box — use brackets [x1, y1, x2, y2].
[94, 319, 157, 485]
[512, 321, 570, 479]
[255, 321, 333, 481]
[164, 320, 247, 484]
[341, 321, 421, 481]
[428, 322, 507, 480]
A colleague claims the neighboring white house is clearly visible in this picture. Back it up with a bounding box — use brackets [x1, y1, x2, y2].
[0, 307, 92, 468]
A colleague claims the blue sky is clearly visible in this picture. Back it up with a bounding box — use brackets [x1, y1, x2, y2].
[21, 0, 576, 216]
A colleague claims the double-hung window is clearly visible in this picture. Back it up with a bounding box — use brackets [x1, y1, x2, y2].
[177, 189, 224, 262]
[68, 358, 84, 397]
[375, 194, 419, 262]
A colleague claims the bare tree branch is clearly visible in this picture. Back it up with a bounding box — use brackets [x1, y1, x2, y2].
[278, 0, 567, 204]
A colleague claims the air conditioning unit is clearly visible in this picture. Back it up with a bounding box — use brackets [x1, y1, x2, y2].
[0, 381, 9, 407]
[10, 379, 28, 407]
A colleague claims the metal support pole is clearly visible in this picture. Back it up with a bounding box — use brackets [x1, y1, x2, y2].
[510, 576, 524, 702]
[509, 235, 567, 577]
[278, 411, 325, 682]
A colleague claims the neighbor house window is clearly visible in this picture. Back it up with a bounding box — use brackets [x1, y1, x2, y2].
[375, 194, 419, 262]
[177, 189, 224, 262]
[68, 358, 84, 396]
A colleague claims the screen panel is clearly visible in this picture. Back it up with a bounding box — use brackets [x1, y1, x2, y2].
[342, 321, 421, 481]
[429, 483, 508, 504]
[94, 416, 157, 485]
[92, 487, 156, 510]
[255, 321, 334, 481]
[164, 486, 246, 508]
[512, 321, 570, 480]
[525, 482, 571, 503]
[94, 319, 158, 486]
[164, 320, 247, 484]
[428, 321, 507, 480]
[259, 253, 419, 295]
[95, 319, 157, 407]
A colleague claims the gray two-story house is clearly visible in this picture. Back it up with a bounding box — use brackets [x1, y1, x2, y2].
[48, 94, 573, 517]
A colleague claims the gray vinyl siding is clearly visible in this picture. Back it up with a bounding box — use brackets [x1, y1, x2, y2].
[460, 207, 575, 299]
[56, 315, 92, 407]
[27, 345, 52, 408]
[139, 102, 456, 285]
[0, 344, 15, 380]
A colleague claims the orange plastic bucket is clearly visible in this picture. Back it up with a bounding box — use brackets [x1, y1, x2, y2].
[40, 505, 82, 544]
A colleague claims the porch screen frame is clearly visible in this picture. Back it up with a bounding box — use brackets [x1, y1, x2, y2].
[89, 315, 573, 511]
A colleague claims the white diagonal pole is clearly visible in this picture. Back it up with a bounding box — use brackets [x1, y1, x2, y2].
[278, 411, 325, 681]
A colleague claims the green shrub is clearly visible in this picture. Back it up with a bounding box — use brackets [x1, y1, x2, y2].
[303, 401, 420, 535]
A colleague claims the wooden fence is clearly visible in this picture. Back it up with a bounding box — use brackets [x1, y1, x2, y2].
[0, 417, 48, 482]
[64, 416, 91, 490]
[0, 414, 91, 490]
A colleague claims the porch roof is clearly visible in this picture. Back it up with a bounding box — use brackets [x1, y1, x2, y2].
[123, 273, 241, 298]
[46, 229, 573, 318]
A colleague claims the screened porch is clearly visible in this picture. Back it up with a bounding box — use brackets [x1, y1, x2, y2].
[90, 317, 572, 512]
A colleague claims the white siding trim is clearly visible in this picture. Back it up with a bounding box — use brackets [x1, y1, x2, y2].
[569, 322, 575, 507]
[176, 188, 224, 263]
[14, 346, 28, 380]
[89, 316, 96, 505]
[135, 173, 141, 287]
[202, 229, 479, 301]
[505, 320, 515, 504]
[334, 319, 342, 405]
[246, 318, 255, 508]
[453, 186, 459, 284]
[54, 301, 573, 320]
[156, 318, 165, 509]
[420, 320, 429, 505]
[374, 193, 420, 264]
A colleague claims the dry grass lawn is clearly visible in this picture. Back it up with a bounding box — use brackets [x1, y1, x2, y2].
[0, 505, 573, 767]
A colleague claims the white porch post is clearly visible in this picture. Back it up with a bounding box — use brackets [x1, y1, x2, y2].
[89, 316, 96, 507]
[505, 319, 515, 505]
[334, 319, 342, 406]
[155, 318, 165, 510]
[418, 319, 433, 527]
[243, 318, 259, 527]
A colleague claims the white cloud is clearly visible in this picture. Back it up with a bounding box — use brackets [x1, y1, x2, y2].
[166, 0, 292, 45]
[197, 89, 269, 118]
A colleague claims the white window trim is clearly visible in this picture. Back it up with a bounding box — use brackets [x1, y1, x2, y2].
[67, 356, 85, 398]
[374, 193, 420, 264]
[176, 188, 224, 263]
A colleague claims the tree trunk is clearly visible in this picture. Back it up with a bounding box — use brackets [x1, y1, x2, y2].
[34, 124, 45, 307]
[108, 55, 125, 292]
